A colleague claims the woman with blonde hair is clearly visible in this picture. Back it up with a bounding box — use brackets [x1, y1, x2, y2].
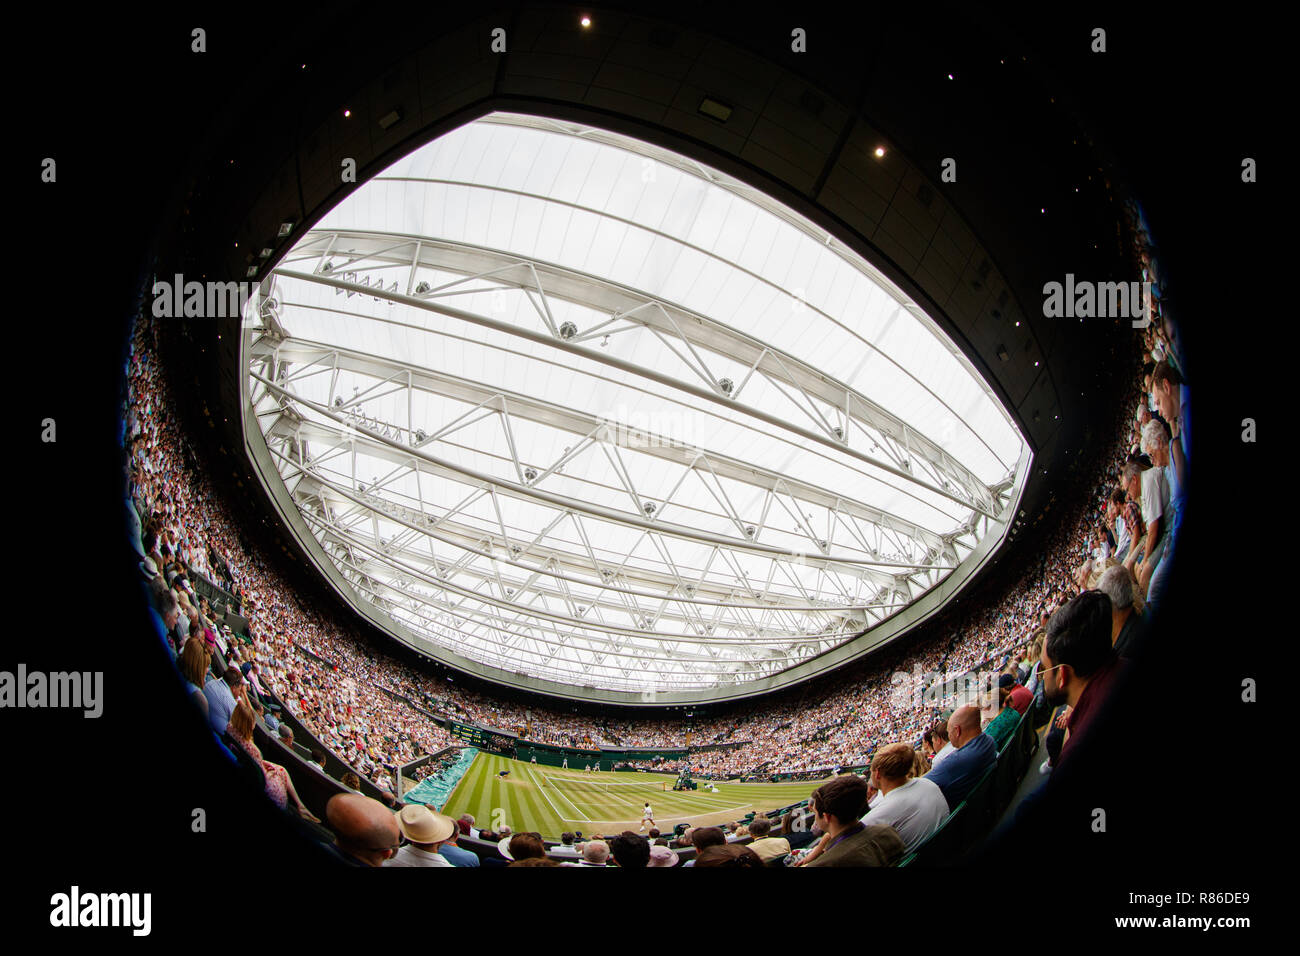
[909, 748, 930, 779]
[227, 701, 319, 822]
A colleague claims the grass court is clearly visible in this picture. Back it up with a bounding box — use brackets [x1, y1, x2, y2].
[438, 752, 833, 841]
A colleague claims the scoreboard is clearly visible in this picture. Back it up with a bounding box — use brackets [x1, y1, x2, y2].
[448, 720, 516, 755]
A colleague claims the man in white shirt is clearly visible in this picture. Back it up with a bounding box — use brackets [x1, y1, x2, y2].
[385, 805, 457, 867]
[1122, 459, 1168, 596]
[862, 743, 949, 853]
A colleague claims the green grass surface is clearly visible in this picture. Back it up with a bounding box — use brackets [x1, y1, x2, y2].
[438, 752, 833, 841]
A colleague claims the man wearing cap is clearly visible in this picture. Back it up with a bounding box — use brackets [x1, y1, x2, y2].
[999, 673, 1033, 714]
[385, 804, 457, 867]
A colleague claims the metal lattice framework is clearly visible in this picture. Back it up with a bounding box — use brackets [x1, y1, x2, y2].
[242, 114, 1026, 694]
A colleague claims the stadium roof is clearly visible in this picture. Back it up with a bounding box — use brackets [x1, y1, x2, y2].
[244, 112, 1029, 696]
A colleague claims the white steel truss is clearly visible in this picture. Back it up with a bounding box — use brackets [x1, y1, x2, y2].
[242, 115, 1025, 693]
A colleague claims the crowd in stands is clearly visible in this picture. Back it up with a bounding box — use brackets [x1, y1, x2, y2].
[128, 194, 1183, 865]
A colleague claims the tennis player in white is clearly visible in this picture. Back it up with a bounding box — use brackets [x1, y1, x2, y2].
[639, 802, 655, 833]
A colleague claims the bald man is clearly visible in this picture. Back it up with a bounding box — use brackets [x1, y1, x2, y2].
[923, 704, 996, 808]
[324, 793, 401, 867]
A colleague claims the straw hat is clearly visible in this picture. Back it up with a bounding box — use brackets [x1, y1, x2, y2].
[395, 804, 455, 845]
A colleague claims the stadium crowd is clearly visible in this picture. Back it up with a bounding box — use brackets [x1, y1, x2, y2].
[128, 196, 1184, 864]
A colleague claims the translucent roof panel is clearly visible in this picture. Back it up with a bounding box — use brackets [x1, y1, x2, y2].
[244, 113, 1027, 694]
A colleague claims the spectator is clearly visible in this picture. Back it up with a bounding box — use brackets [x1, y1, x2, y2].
[324, 793, 401, 867]
[226, 701, 318, 822]
[609, 832, 651, 868]
[910, 749, 931, 779]
[1122, 457, 1168, 598]
[500, 832, 547, 862]
[744, 815, 791, 863]
[982, 688, 1021, 749]
[548, 831, 579, 859]
[798, 774, 905, 867]
[575, 840, 610, 867]
[1099, 565, 1147, 660]
[863, 743, 949, 853]
[435, 813, 480, 867]
[177, 637, 210, 719]
[647, 844, 680, 867]
[923, 705, 996, 809]
[386, 805, 457, 867]
[1140, 416, 1181, 615]
[927, 721, 955, 768]
[998, 673, 1033, 715]
[695, 845, 763, 867]
[1041, 591, 1124, 762]
[203, 665, 242, 736]
[341, 772, 361, 790]
[277, 722, 295, 749]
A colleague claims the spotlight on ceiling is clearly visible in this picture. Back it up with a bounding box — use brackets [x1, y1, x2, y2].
[698, 96, 733, 123]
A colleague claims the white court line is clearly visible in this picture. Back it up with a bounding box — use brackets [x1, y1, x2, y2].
[528, 765, 590, 822]
[628, 804, 752, 825]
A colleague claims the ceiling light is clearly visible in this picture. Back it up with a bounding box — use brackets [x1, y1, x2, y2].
[698, 97, 733, 123]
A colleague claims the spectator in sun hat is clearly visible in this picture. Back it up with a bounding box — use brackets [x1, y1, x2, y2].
[499, 832, 546, 862]
[647, 844, 679, 867]
[385, 805, 457, 867]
